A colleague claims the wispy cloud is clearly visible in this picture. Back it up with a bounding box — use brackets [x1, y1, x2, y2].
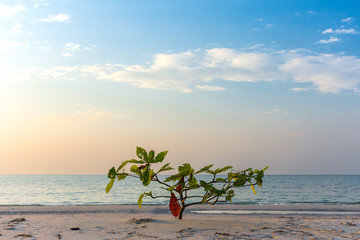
[9, 23, 25, 35]
[322, 28, 357, 34]
[29, 48, 360, 94]
[291, 87, 309, 92]
[318, 36, 341, 44]
[40, 13, 70, 22]
[263, 109, 286, 114]
[280, 52, 360, 93]
[0, 4, 26, 16]
[307, 10, 316, 15]
[62, 43, 94, 57]
[34, 1, 49, 8]
[195, 85, 226, 91]
[342, 17, 355, 23]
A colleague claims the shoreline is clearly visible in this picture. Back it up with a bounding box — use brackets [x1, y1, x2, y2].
[1, 205, 359, 239]
[1, 203, 360, 214]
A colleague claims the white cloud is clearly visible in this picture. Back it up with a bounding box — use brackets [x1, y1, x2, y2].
[40, 13, 70, 22]
[318, 37, 341, 44]
[30, 48, 360, 94]
[263, 108, 286, 114]
[322, 28, 357, 34]
[62, 42, 93, 57]
[0, 4, 26, 16]
[9, 23, 25, 35]
[307, 11, 316, 15]
[280, 53, 360, 93]
[34, 1, 49, 8]
[195, 85, 226, 91]
[342, 17, 354, 22]
[266, 24, 273, 28]
[291, 87, 309, 92]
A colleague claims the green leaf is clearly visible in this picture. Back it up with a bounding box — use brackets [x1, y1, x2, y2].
[195, 164, 214, 174]
[105, 178, 115, 193]
[130, 165, 141, 175]
[158, 163, 174, 173]
[243, 168, 253, 172]
[136, 147, 148, 162]
[117, 173, 128, 181]
[116, 161, 129, 172]
[149, 150, 155, 162]
[108, 167, 116, 179]
[199, 180, 212, 191]
[216, 178, 226, 182]
[189, 176, 198, 186]
[165, 173, 182, 182]
[263, 166, 269, 171]
[250, 183, 257, 195]
[128, 159, 145, 164]
[138, 193, 145, 208]
[166, 185, 176, 191]
[215, 166, 233, 174]
[142, 168, 154, 186]
[178, 163, 194, 175]
[153, 150, 168, 163]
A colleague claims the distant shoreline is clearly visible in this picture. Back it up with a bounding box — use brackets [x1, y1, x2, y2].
[1, 204, 360, 215]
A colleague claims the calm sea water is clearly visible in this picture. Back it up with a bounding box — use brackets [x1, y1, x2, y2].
[0, 175, 359, 206]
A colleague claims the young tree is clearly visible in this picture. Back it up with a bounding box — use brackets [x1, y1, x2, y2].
[106, 147, 268, 220]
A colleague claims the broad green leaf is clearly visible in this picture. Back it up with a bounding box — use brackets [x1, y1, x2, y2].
[148, 150, 155, 162]
[116, 161, 129, 172]
[130, 165, 141, 175]
[178, 163, 194, 175]
[153, 150, 168, 163]
[263, 166, 269, 171]
[117, 173, 128, 181]
[195, 164, 214, 174]
[142, 168, 153, 186]
[108, 167, 116, 179]
[136, 147, 148, 162]
[250, 183, 257, 195]
[105, 178, 115, 193]
[128, 159, 145, 164]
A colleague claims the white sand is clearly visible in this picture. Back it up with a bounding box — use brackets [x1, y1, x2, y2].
[0, 205, 359, 239]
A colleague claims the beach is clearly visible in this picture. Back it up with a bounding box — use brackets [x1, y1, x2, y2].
[1, 205, 359, 239]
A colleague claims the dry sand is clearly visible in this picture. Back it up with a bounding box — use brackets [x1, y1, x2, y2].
[0, 204, 359, 239]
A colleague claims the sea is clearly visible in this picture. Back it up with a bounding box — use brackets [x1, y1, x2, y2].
[0, 175, 359, 206]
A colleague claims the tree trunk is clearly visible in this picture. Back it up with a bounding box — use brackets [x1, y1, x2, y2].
[178, 206, 185, 220]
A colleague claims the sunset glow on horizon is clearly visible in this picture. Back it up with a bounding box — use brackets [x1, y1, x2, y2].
[1, 0, 360, 175]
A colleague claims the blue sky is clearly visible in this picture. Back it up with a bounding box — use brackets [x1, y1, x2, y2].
[1, 0, 359, 174]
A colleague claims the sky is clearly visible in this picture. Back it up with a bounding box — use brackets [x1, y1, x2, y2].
[1, 0, 360, 175]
